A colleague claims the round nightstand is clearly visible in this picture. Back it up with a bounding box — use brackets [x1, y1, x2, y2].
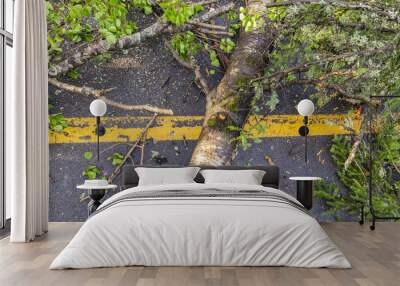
[289, 177, 322, 210]
[77, 184, 118, 216]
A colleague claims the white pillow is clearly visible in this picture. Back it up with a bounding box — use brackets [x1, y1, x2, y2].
[200, 169, 266, 185]
[135, 167, 200, 186]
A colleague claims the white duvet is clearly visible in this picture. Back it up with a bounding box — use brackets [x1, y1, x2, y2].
[50, 183, 351, 269]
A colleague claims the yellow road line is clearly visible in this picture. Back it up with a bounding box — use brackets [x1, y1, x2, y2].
[49, 114, 361, 144]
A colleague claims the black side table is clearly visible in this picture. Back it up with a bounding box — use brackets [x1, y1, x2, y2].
[77, 184, 117, 216]
[289, 177, 322, 210]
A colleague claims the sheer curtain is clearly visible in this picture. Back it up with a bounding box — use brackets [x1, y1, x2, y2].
[8, 0, 49, 242]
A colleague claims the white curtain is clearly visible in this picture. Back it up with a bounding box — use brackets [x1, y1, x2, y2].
[8, 0, 49, 242]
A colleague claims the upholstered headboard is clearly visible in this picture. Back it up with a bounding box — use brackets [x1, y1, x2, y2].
[122, 165, 280, 189]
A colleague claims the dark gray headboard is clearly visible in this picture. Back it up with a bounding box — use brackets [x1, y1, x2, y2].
[122, 165, 280, 189]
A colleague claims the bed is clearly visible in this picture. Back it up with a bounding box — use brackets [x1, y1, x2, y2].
[50, 165, 350, 269]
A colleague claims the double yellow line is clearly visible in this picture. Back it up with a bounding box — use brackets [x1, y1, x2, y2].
[49, 113, 361, 144]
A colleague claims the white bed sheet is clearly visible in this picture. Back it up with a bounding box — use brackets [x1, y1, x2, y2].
[50, 183, 350, 269]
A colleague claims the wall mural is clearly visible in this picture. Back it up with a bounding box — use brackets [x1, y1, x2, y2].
[47, 0, 400, 222]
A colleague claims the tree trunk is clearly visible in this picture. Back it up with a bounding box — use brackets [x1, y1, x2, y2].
[190, 0, 275, 166]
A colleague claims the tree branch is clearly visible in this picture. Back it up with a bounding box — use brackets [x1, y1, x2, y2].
[254, 44, 397, 83]
[344, 110, 367, 170]
[266, 0, 400, 22]
[196, 28, 234, 37]
[192, 0, 218, 6]
[49, 2, 235, 77]
[164, 41, 193, 69]
[190, 56, 211, 94]
[187, 20, 227, 30]
[164, 41, 210, 94]
[108, 113, 158, 183]
[48, 78, 174, 115]
[284, 78, 379, 105]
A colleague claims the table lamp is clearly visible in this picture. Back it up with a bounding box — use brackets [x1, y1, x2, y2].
[89, 99, 107, 161]
[297, 99, 315, 163]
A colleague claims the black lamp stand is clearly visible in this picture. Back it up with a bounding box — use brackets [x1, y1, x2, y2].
[361, 95, 400, 230]
[298, 116, 310, 163]
[95, 116, 106, 161]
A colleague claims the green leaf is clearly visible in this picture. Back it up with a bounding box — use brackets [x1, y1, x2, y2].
[207, 118, 217, 127]
[84, 151, 93, 160]
[209, 50, 220, 67]
[171, 31, 200, 60]
[160, 0, 203, 26]
[220, 38, 235, 53]
[266, 91, 280, 111]
[66, 69, 80, 80]
[107, 152, 124, 166]
[49, 113, 68, 132]
[82, 165, 103, 180]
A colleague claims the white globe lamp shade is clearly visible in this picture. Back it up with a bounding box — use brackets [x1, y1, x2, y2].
[297, 99, 315, 116]
[90, 99, 107, 117]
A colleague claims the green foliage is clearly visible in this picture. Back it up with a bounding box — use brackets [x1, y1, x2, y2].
[132, 0, 153, 15]
[83, 151, 93, 160]
[262, 1, 400, 107]
[207, 118, 217, 127]
[82, 165, 103, 180]
[209, 50, 220, 67]
[227, 125, 252, 150]
[220, 38, 235, 53]
[315, 99, 400, 219]
[227, 82, 266, 151]
[265, 90, 280, 112]
[314, 180, 347, 221]
[227, 123, 263, 151]
[171, 31, 200, 60]
[107, 152, 124, 166]
[66, 68, 80, 80]
[49, 113, 68, 132]
[95, 52, 112, 63]
[239, 7, 265, 32]
[160, 0, 203, 26]
[46, 0, 137, 60]
[267, 6, 287, 21]
[226, 10, 241, 34]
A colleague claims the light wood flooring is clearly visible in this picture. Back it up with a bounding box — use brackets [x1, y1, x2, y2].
[0, 222, 399, 286]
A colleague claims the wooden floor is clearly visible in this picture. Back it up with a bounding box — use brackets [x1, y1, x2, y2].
[0, 222, 399, 286]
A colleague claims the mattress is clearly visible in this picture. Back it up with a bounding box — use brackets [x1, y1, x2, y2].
[50, 183, 351, 269]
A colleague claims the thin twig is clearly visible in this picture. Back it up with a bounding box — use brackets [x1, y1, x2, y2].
[344, 111, 367, 170]
[187, 20, 227, 30]
[164, 41, 193, 69]
[165, 41, 210, 94]
[190, 55, 211, 94]
[49, 78, 174, 115]
[196, 28, 234, 37]
[108, 114, 158, 183]
[192, 0, 218, 6]
[100, 143, 134, 155]
[139, 129, 148, 165]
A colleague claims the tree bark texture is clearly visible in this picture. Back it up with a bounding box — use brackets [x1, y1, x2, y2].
[190, 0, 275, 166]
